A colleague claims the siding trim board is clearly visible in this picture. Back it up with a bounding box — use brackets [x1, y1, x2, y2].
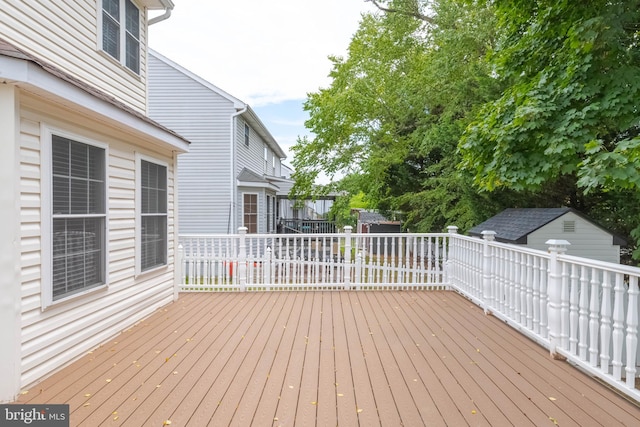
[0, 84, 22, 404]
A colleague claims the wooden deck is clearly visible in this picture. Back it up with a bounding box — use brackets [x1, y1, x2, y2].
[17, 291, 640, 426]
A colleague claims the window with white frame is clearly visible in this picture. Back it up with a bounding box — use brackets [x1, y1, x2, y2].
[101, 0, 140, 74]
[264, 145, 268, 173]
[243, 193, 258, 233]
[139, 158, 168, 271]
[51, 135, 106, 301]
[244, 123, 250, 146]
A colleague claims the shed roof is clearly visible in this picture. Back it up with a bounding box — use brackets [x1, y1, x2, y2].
[358, 210, 401, 224]
[468, 207, 626, 245]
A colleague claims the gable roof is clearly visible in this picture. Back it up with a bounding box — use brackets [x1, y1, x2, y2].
[0, 38, 189, 152]
[149, 49, 286, 159]
[468, 207, 626, 245]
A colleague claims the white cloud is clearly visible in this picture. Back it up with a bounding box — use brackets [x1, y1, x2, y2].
[149, 0, 377, 106]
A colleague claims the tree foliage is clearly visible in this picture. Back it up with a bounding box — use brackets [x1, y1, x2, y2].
[459, 0, 640, 258]
[292, 0, 640, 260]
[292, 0, 518, 232]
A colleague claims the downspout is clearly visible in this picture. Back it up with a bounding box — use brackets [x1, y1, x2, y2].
[148, 2, 174, 26]
[230, 106, 248, 232]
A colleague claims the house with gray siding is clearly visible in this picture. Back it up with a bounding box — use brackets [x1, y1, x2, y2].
[468, 208, 626, 263]
[0, 0, 189, 402]
[148, 50, 289, 234]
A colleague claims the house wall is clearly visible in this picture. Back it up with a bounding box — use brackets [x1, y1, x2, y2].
[17, 91, 177, 390]
[0, 0, 149, 113]
[234, 119, 279, 233]
[148, 54, 235, 234]
[235, 118, 272, 180]
[527, 212, 620, 263]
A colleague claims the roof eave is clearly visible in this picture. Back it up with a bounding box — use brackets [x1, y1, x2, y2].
[0, 55, 189, 153]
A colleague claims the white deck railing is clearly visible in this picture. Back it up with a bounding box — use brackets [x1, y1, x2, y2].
[178, 226, 449, 292]
[177, 226, 640, 403]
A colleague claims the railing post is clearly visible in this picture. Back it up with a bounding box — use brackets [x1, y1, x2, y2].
[445, 226, 458, 288]
[238, 227, 248, 292]
[546, 239, 570, 359]
[481, 230, 496, 314]
[344, 226, 352, 290]
[265, 246, 272, 290]
[355, 250, 363, 291]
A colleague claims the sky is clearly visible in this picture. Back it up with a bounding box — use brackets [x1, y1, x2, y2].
[149, 0, 378, 167]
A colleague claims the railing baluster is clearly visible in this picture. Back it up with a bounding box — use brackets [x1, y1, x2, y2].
[569, 264, 579, 354]
[560, 262, 570, 350]
[539, 258, 548, 339]
[589, 267, 600, 367]
[612, 273, 625, 381]
[578, 266, 590, 361]
[533, 257, 541, 334]
[600, 270, 612, 373]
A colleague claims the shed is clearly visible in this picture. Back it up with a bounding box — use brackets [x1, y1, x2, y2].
[356, 210, 402, 234]
[468, 208, 626, 263]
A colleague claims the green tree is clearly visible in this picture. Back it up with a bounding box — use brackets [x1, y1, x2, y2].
[292, 0, 515, 232]
[459, 0, 640, 258]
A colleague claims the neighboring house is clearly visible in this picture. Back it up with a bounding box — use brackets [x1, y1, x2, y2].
[148, 50, 288, 234]
[468, 208, 626, 263]
[0, 0, 189, 403]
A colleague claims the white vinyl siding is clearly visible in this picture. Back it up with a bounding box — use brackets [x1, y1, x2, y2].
[148, 53, 235, 234]
[19, 91, 177, 389]
[148, 51, 288, 235]
[527, 212, 621, 263]
[0, 0, 148, 112]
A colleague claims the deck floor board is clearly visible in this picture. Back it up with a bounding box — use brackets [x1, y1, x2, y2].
[17, 291, 640, 426]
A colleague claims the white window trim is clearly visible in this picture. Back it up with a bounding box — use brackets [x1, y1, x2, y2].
[98, 0, 141, 74]
[135, 152, 169, 275]
[41, 125, 110, 310]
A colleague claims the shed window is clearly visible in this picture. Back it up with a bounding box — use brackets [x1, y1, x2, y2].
[563, 220, 576, 233]
[51, 136, 106, 300]
[102, 0, 140, 74]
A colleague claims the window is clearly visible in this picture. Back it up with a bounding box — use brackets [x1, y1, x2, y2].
[51, 135, 106, 301]
[243, 193, 258, 233]
[264, 145, 268, 173]
[139, 159, 167, 271]
[244, 123, 250, 146]
[102, 0, 140, 74]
